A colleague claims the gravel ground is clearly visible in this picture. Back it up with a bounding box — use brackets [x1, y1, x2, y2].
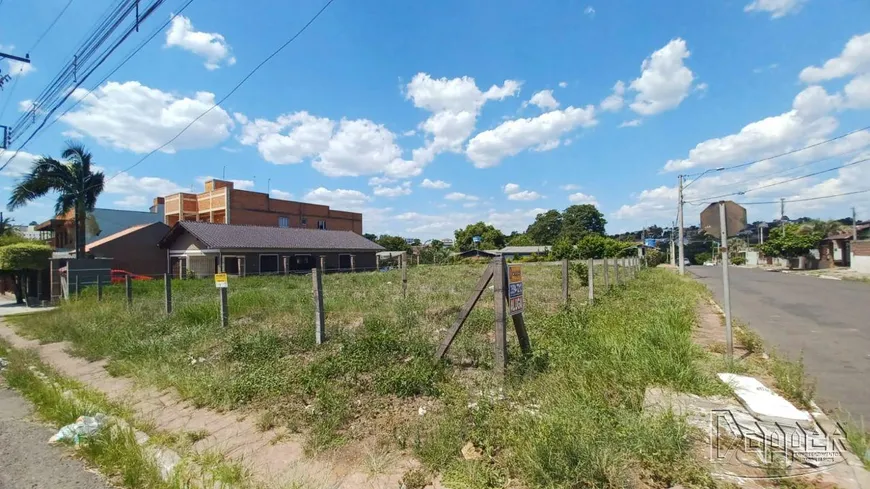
[0, 384, 111, 489]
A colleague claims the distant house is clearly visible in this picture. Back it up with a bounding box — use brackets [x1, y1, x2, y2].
[36, 206, 164, 252]
[818, 224, 870, 268]
[499, 246, 550, 260]
[158, 221, 384, 277]
[451, 249, 501, 260]
[85, 222, 171, 276]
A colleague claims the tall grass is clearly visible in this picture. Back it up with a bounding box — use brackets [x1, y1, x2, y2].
[9, 265, 721, 487]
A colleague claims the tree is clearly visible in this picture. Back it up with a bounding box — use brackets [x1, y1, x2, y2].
[799, 219, 843, 237]
[376, 234, 410, 251]
[363, 233, 378, 242]
[7, 143, 105, 259]
[0, 215, 13, 236]
[549, 236, 578, 260]
[454, 222, 506, 251]
[575, 234, 635, 259]
[525, 210, 562, 245]
[758, 224, 822, 259]
[0, 242, 52, 304]
[561, 204, 606, 240]
[507, 232, 534, 246]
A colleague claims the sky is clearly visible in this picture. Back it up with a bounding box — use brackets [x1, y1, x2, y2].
[2, 0, 870, 239]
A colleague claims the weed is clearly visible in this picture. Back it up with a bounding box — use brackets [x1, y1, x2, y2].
[185, 429, 209, 444]
[735, 324, 764, 354]
[256, 411, 277, 432]
[836, 414, 870, 469]
[400, 467, 431, 489]
[769, 351, 816, 409]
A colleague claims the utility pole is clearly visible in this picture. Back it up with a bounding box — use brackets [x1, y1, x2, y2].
[678, 175, 685, 275]
[853, 207, 858, 241]
[780, 198, 786, 237]
[0, 51, 30, 92]
[718, 201, 733, 361]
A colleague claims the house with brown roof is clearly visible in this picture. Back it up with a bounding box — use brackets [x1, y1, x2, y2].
[158, 221, 384, 277]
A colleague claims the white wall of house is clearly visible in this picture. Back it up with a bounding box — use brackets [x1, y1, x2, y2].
[851, 253, 870, 273]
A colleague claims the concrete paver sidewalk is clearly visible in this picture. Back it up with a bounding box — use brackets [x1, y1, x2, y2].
[0, 320, 419, 489]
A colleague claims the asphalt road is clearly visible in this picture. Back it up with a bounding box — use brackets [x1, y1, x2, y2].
[690, 266, 870, 421]
[0, 384, 111, 489]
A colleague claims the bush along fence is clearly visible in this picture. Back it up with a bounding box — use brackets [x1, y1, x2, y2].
[61, 252, 646, 374]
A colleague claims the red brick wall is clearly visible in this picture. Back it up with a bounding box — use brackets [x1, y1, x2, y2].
[853, 240, 870, 256]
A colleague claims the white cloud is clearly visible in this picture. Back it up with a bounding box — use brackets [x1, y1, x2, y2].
[373, 181, 412, 197]
[583, 6, 596, 17]
[62, 81, 233, 153]
[402, 129, 416, 137]
[392, 207, 546, 238]
[558, 81, 568, 88]
[533, 139, 560, 152]
[445, 192, 478, 201]
[404, 72, 522, 170]
[799, 32, 870, 83]
[695, 82, 709, 95]
[303, 187, 371, 211]
[0, 151, 39, 177]
[629, 38, 696, 116]
[568, 192, 599, 206]
[195, 176, 255, 190]
[599, 80, 625, 112]
[165, 15, 236, 70]
[238, 111, 416, 178]
[420, 178, 450, 189]
[271, 189, 293, 200]
[560, 184, 580, 191]
[527, 89, 560, 111]
[6, 59, 35, 77]
[508, 190, 542, 201]
[368, 176, 395, 186]
[619, 119, 643, 128]
[104, 172, 187, 209]
[844, 74, 870, 109]
[17, 99, 34, 112]
[61, 130, 84, 139]
[503, 183, 521, 194]
[466, 105, 597, 167]
[663, 85, 841, 172]
[744, 0, 807, 18]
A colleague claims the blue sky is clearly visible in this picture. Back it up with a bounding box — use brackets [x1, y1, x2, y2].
[2, 0, 870, 238]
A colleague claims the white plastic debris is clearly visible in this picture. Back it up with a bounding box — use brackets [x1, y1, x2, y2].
[0, 357, 8, 371]
[49, 414, 107, 445]
[718, 373, 813, 427]
[418, 406, 427, 416]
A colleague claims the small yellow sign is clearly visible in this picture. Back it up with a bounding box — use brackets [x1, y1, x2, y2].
[214, 273, 228, 288]
[508, 265, 522, 284]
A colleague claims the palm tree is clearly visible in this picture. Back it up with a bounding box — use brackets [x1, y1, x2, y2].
[7, 143, 105, 258]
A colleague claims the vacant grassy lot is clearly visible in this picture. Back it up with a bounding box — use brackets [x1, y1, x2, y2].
[8, 264, 721, 488]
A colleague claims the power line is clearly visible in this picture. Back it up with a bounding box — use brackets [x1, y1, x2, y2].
[734, 189, 870, 206]
[100, 0, 338, 186]
[28, 0, 76, 53]
[685, 157, 870, 203]
[27, 0, 197, 140]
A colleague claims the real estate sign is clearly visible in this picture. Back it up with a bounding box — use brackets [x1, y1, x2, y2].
[214, 273, 228, 288]
[507, 264, 524, 315]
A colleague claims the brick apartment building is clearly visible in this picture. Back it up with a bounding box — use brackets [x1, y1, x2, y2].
[160, 179, 363, 234]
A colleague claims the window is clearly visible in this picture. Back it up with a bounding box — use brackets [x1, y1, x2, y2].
[259, 254, 279, 274]
[339, 254, 352, 270]
[278, 216, 289, 228]
[301, 217, 308, 226]
[318, 220, 327, 230]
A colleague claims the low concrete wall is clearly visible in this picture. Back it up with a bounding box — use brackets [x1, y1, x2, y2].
[852, 254, 870, 273]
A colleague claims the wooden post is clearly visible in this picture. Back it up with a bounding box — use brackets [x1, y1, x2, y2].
[319, 255, 326, 272]
[74, 274, 80, 299]
[283, 256, 289, 275]
[587, 258, 594, 304]
[417, 254, 420, 266]
[125, 273, 132, 306]
[164, 273, 172, 314]
[350, 254, 356, 272]
[376, 254, 380, 270]
[562, 259, 569, 304]
[97, 274, 103, 302]
[435, 263, 494, 359]
[615, 259, 620, 285]
[219, 287, 228, 328]
[494, 256, 507, 374]
[603, 257, 610, 289]
[312, 267, 325, 344]
[401, 252, 408, 298]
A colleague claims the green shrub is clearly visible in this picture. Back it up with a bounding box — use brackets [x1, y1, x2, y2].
[730, 254, 746, 265]
[571, 261, 588, 282]
[694, 252, 712, 265]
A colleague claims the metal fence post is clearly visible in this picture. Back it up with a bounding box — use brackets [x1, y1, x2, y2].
[97, 274, 103, 302]
[164, 273, 172, 314]
[75, 274, 80, 299]
[350, 254, 356, 272]
[562, 259, 569, 304]
[313, 267, 325, 344]
[401, 252, 408, 298]
[219, 287, 228, 328]
[587, 258, 594, 304]
[125, 274, 132, 306]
